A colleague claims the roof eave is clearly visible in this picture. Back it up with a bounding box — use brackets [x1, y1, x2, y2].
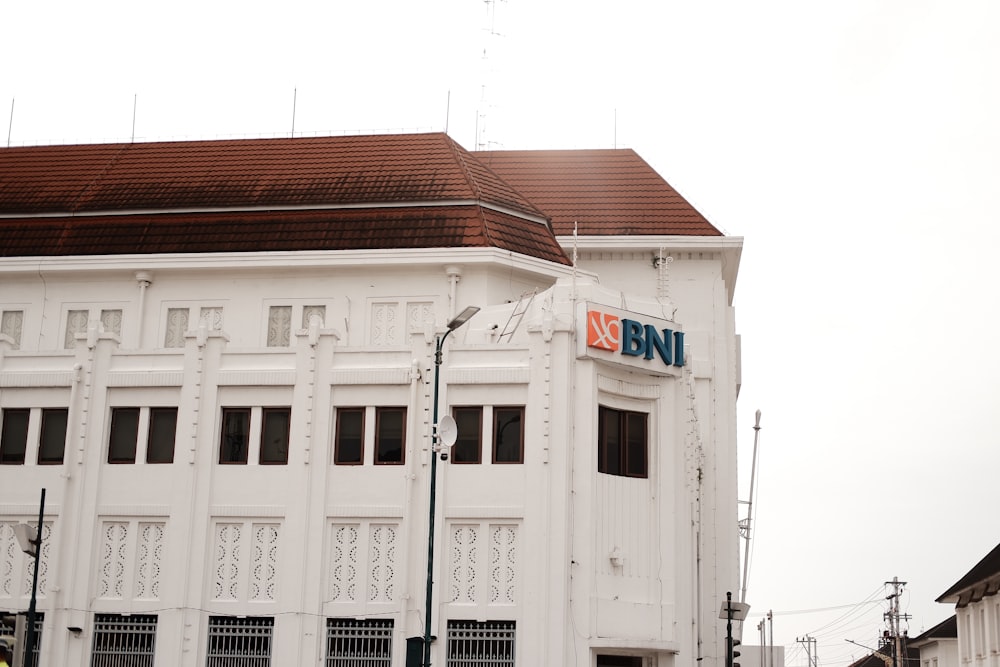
[0, 246, 582, 280]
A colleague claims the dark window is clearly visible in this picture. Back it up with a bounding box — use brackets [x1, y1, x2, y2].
[259, 408, 291, 464]
[374, 407, 405, 465]
[206, 616, 272, 667]
[91, 613, 157, 667]
[446, 620, 515, 666]
[452, 407, 482, 464]
[146, 408, 177, 464]
[1, 408, 30, 464]
[37, 408, 68, 464]
[598, 405, 647, 478]
[108, 407, 140, 463]
[597, 656, 644, 667]
[334, 408, 364, 465]
[220, 408, 251, 464]
[492, 407, 524, 464]
[325, 618, 393, 665]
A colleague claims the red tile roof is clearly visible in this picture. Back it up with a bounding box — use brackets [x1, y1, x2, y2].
[0, 206, 569, 263]
[0, 133, 540, 215]
[476, 148, 722, 237]
[0, 133, 722, 262]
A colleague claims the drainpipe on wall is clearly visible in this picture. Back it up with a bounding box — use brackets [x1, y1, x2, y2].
[135, 271, 152, 347]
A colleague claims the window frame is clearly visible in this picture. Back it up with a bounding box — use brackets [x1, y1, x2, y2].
[146, 407, 178, 464]
[598, 405, 648, 478]
[37, 408, 68, 465]
[333, 407, 365, 465]
[108, 407, 141, 463]
[491, 406, 524, 464]
[373, 407, 406, 465]
[451, 406, 483, 464]
[107, 406, 178, 465]
[259, 407, 291, 465]
[219, 407, 251, 464]
[0, 407, 30, 465]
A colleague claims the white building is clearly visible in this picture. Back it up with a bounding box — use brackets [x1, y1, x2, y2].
[936, 542, 1000, 667]
[0, 132, 744, 666]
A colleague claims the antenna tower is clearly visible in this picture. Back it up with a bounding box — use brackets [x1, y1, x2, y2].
[477, 0, 506, 150]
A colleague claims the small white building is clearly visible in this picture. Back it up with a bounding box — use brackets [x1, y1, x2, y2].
[0, 133, 744, 666]
[936, 542, 1000, 667]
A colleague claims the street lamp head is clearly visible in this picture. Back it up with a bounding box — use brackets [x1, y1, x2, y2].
[14, 523, 38, 557]
[447, 306, 480, 331]
[718, 599, 751, 621]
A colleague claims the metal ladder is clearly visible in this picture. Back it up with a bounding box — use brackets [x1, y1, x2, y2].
[496, 289, 537, 343]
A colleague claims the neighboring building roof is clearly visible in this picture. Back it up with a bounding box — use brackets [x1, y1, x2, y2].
[937, 541, 1000, 606]
[476, 148, 723, 237]
[846, 643, 917, 667]
[910, 615, 958, 643]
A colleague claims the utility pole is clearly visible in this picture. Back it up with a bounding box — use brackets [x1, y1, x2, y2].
[758, 619, 765, 667]
[768, 611, 774, 667]
[797, 635, 818, 667]
[885, 577, 910, 667]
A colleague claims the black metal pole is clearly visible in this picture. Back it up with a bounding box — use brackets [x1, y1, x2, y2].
[726, 591, 734, 667]
[423, 331, 451, 667]
[24, 488, 45, 667]
[419, 306, 478, 667]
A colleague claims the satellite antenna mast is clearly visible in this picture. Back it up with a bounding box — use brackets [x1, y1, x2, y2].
[739, 409, 762, 603]
[477, 0, 505, 150]
[445, 90, 451, 134]
[7, 97, 13, 147]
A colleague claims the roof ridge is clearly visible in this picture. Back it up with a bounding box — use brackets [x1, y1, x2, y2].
[443, 135, 485, 201]
[441, 135, 527, 248]
[445, 138, 497, 246]
[71, 143, 131, 212]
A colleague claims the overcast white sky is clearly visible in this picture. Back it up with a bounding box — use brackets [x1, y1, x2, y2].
[3, 1, 998, 664]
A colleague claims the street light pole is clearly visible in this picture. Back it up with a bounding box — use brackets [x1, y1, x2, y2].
[719, 591, 750, 667]
[423, 306, 479, 667]
[17, 488, 45, 667]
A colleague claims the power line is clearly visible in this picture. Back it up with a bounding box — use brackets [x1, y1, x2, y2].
[752, 587, 886, 618]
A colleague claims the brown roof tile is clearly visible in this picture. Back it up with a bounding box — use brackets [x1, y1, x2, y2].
[0, 206, 570, 264]
[476, 148, 722, 237]
[0, 133, 543, 216]
[0, 133, 571, 263]
[0, 133, 722, 264]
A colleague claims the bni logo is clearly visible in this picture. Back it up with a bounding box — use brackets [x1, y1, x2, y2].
[586, 309, 685, 367]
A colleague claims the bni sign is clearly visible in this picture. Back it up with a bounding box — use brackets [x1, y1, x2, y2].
[580, 304, 685, 369]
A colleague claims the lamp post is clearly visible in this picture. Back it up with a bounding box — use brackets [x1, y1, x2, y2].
[423, 306, 479, 667]
[14, 488, 45, 667]
[719, 591, 750, 667]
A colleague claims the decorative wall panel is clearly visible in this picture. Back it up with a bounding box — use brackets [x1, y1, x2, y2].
[367, 524, 396, 603]
[328, 524, 359, 603]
